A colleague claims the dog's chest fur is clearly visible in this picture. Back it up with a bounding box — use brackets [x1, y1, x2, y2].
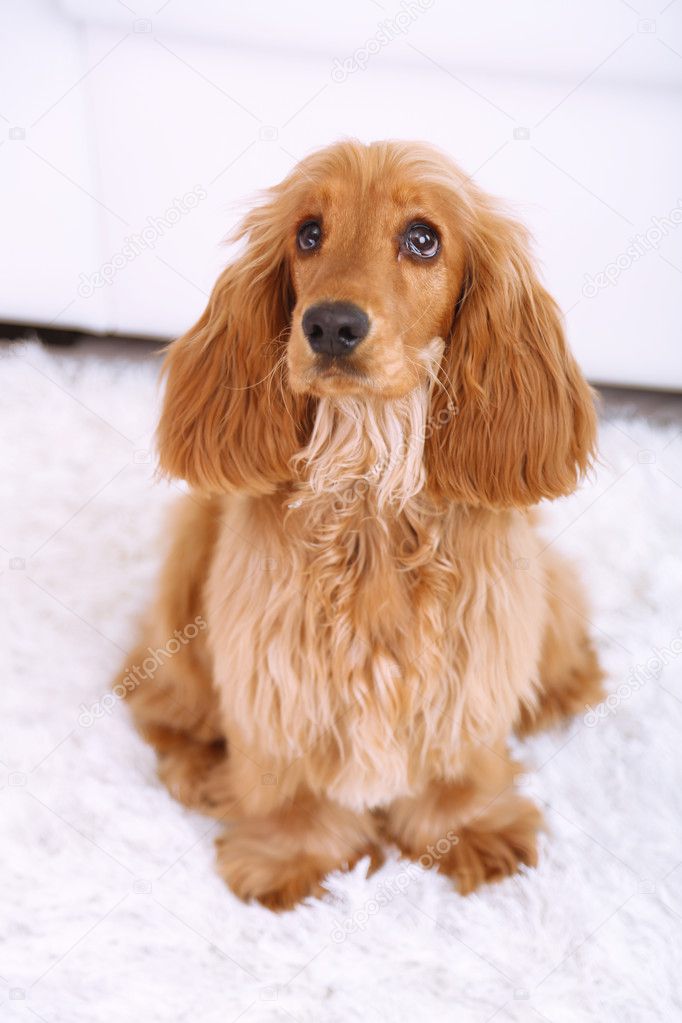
[206, 396, 545, 810]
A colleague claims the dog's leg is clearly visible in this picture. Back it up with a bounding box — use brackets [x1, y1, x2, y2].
[119, 494, 227, 813]
[130, 713, 226, 813]
[122, 645, 227, 814]
[516, 552, 605, 737]
[385, 745, 542, 895]
[214, 784, 382, 910]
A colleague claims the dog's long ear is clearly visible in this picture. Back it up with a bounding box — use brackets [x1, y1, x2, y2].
[157, 201, 309, 493]
[426, 197, 597, 507]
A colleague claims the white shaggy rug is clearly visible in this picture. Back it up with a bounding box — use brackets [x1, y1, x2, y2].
[2, 338, 682, 1023]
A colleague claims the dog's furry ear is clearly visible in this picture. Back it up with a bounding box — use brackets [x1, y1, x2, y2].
[426, 199, 597, 507]
[157, 202, 309, 493]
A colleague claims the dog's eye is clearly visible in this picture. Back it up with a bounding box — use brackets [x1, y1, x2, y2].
[402, 222, 439, 259]
[297, 220, 322, 252]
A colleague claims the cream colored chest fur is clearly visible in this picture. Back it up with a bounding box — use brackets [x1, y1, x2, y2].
[206, 492, 546, 811]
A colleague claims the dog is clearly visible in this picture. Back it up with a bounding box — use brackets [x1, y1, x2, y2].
[121, 140, 604, 910]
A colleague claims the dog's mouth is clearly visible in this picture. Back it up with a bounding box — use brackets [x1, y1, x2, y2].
[298, 353, 375, 397]
[314, 354, 365, 379]
[288, 330, 444, 401]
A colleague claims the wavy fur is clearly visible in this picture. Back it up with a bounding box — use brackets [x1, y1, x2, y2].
[122, 140, 603, 909]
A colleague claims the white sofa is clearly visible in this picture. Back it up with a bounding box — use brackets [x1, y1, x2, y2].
[2, 0, 681, 388]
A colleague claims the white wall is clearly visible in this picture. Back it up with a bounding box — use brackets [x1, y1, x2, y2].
[1, 0, 681, 388]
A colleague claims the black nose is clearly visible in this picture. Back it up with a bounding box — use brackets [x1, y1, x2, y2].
[302, 301, 370, 357]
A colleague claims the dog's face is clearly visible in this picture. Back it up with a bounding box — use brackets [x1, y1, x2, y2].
[286, 165, 465, 399]
[157, 140, 597, 507]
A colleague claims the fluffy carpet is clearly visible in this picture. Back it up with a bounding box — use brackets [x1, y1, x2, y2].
[2, 338, 681, 1023]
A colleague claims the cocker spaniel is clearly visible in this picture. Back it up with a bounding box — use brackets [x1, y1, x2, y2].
[121, 140, 604, 910]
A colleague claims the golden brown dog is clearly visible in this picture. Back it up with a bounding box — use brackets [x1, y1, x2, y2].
[121, 140, 604, 909]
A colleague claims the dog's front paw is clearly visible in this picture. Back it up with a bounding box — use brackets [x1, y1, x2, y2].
[215, 825, 381, 910]
[430, 797, 542, 895]
[216, 838, 327, 910]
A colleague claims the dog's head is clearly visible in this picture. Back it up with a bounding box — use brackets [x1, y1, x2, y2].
[158, 140, 596, 507]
